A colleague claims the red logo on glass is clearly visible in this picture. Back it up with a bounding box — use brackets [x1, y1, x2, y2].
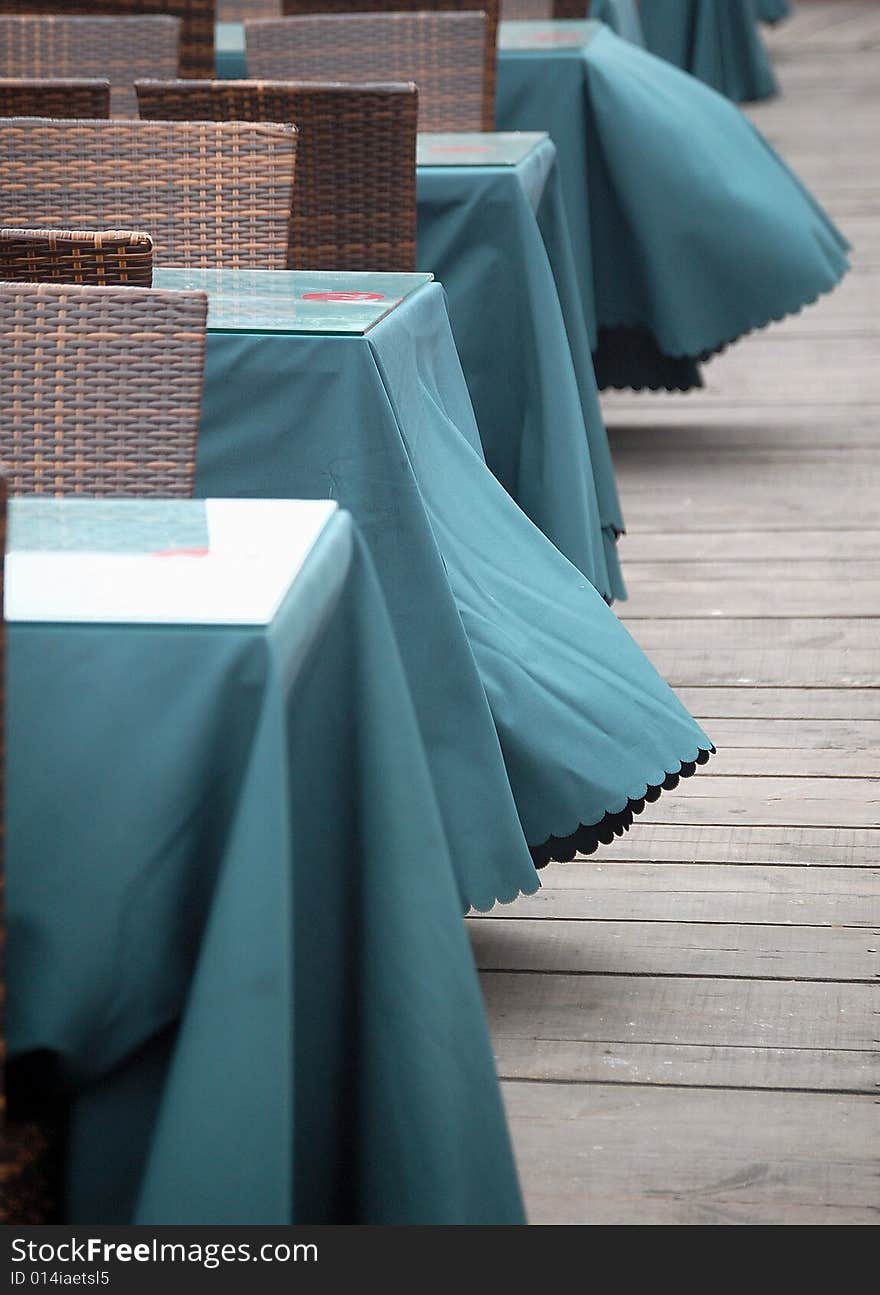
[302, 291, 385, 303]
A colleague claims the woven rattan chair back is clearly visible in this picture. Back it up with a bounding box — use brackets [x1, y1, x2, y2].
[0, 77, 109, 117]
[0, 15, 180, 118]
[0, 118, 297, 269]
[500, 1, 587, 15]
[0, 281, 207, 497]
[136, 78, 417, 272]
[0, 227, 153, 285]
[0, 3, 215, 79]
[252, 6, 496, 131]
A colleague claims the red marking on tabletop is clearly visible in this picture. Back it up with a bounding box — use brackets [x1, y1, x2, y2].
[152, 547, 211, 558]
[302, 291, 385, 303]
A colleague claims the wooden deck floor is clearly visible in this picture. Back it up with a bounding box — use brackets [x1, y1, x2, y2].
[468, 0, 880, 1224]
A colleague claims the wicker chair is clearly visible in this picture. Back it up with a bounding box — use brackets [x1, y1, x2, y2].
[0, 118, 297, 269]
[500, 0, 587, 15]
[0, 281, 208, 497]
[0, 227, 153, 286]
[245, 13, 487, 133]
[265, 0, 499, 130]
[136, 79, 417, 272]
[0, 2, 216, 80]
[0, 15, 181, 118]
[0, 77, 109, 117]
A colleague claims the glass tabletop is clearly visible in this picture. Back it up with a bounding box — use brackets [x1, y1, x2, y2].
[154, 268, 434, 336]
[417, 131, 547, 168]
[498, 20, 600, 51]
[5, 497, 338, 625]
[216, 20, 244, 54]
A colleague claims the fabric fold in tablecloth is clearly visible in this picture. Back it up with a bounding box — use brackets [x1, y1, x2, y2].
[417, 138, 625, 601]
[499, 22, 848, 390]
[366, 285, 714, 862]
[755, 0, 791, 24]
[639, 0, 778, 102]
[195, 325, 541, 914]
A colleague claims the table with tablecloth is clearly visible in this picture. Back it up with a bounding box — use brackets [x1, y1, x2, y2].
[156, 267, 712, 878]
[213, 24, 626, 593]
[637, 0, 778, 101]
[496, 19, 848, 391]
[6, 497, 526, 1225]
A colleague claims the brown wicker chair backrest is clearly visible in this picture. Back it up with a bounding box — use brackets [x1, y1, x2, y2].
[500, 1, 587, 15]
[0, 15, 180, 118]
[251, 7, 496, 131]
[0, 2, 215, 79]
[0, 77, 109, 117]
[136, 78, 417, 272]
[0, 281, 208, 497]
[0, 227, 153, 286]
[0, 118, 297, 269]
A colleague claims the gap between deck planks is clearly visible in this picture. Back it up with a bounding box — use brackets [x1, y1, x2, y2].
[474, 0, 880, 1224]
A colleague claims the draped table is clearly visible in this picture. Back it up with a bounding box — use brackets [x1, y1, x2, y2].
[6, 496, 525, 1225]
[637, 0, 778, 102]
[214, 23, 625, 594]
[156, 266, 712, 884]
[495, 19, 849, 391]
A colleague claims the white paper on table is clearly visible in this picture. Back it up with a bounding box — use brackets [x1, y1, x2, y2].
[4, 498, 338, 626]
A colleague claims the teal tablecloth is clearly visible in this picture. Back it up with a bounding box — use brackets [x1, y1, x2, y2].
[497, 21, 849, 390]
[7, 502, 525, 1224]
[638, 1, 777, 102]
[161, 269, 713, 877]
[756, 0, 791, 23]
[590, 0, 645, 44]
[417, 136, 624, 599]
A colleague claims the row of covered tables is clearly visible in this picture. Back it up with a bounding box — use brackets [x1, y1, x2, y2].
[7, 0, 843, 1229]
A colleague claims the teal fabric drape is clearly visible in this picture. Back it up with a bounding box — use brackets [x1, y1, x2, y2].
[417, 139, 625, 599]
[183, 277, 713, 872]
[7, 511, 526, 1224]
[755, 0, 791, 23]
[589, 0, 645, 44]
[638, 0, 777, 102]
[496, 22, 849, 390]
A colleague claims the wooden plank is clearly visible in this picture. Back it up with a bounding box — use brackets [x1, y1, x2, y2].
[576, 823, 880, 867]
[640, 774, 879, 830]
[625, 559, 880, 581]
[482, 972, 876, 1049]
[619, 533, 880, 561]
[622, 579, 880, 619]
[704, 717, 880, 748]
[691, 745, 880, 778]
[493, 1038, 878, 1094]
[620, 618, 880, 687]
[478, 861, 880, 925]
[501, 1083, 879, 1224]
[618, 486, 879, 534]
[674, 687, 880, 720]
[606, 407, 880, 446]
[469, 918, 879, 979]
